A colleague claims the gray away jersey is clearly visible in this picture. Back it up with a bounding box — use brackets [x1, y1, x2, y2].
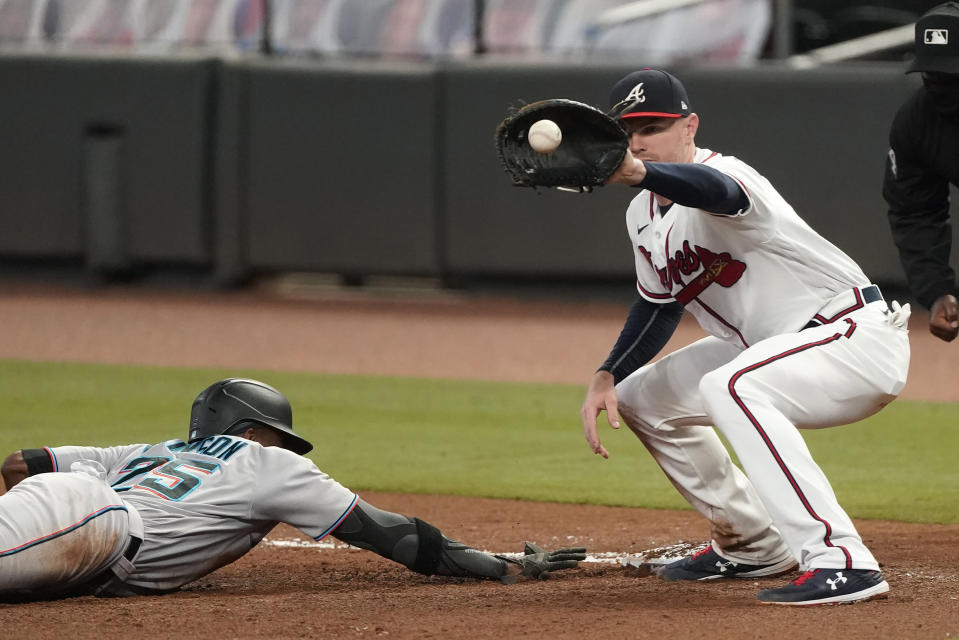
[42, 436, 357, 592]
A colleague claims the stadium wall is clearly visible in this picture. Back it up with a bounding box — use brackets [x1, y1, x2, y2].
[0, 54, 947, 291]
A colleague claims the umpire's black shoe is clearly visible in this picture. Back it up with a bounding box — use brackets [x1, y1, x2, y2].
[757, 568, 889, 606]
[657, 545, 797, 581]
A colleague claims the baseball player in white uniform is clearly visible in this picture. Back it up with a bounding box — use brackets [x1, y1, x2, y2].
[0, 378, 584, 598]
[580, 69, 911, 605]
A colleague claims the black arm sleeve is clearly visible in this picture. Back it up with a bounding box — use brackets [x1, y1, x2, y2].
[638, 162, 749, 215]
[331, 499, 507, 579]
[598, 298, 684, 385]
[883, 100, 956, 310]
[22, 448, 54, 475]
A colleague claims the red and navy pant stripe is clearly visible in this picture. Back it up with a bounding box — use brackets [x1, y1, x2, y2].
[726, 319, 857, 569]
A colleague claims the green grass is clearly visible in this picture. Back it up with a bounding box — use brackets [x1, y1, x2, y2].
[1, 359, 956, 523]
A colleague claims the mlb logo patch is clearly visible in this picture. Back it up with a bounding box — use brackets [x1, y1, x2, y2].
[924, 28, 949, 45]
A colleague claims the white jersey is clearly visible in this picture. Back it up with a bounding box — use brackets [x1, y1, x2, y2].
[626, 147, 870, 347]
[43, 435, 357, 593]
[612, 145, 910, 580]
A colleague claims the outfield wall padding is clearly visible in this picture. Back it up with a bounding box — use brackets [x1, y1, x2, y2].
[1, 54, 953, 294]
[0, 54, 214, 266]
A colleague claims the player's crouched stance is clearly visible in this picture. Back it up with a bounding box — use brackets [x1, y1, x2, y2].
[580, 70, 911, 606]
[0, 378, 585, 599]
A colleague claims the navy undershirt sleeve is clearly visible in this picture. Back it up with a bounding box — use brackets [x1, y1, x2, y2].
[598, 298, 684, 385]
[638, 162, 749, 215]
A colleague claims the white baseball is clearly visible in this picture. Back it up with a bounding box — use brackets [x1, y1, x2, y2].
[528, 119, 562, 153]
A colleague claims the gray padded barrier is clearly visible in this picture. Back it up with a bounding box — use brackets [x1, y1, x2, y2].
[216, 58, 440, 280]
[1, 55, 955, 294]
[0, 54, 214, 268]
[440, 61, 953, 288]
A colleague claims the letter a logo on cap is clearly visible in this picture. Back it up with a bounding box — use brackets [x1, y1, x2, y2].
[625, 83, 646, 103]
[925, 28, 949, 44]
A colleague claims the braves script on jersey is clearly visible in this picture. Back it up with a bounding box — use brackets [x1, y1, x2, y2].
[15, 436, 357, 594]
[628, 148, 869, 347]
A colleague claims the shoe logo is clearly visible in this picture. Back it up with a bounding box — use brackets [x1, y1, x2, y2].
[826, 572, 847, 590]
[715, 560, 736, 573]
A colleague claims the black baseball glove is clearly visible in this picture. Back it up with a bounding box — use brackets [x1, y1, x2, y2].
[494, 98, 628, 192]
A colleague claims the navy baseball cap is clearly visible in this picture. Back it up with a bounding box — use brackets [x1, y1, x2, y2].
[608, 69, 690, 119]
[907, 2, 959, 74]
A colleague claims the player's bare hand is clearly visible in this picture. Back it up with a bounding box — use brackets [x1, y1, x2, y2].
[605, 153, 646, 186]
[581, 370, 619, 459]
[0, 451, 27, 492]
[930, 294, 959, 342]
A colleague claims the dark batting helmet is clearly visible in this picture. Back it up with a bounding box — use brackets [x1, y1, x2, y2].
[188, 378, 313, 455]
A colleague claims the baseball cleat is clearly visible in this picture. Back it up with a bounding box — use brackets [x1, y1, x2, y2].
[756, 568, 890, 606]
[657, 545, 797, 581]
